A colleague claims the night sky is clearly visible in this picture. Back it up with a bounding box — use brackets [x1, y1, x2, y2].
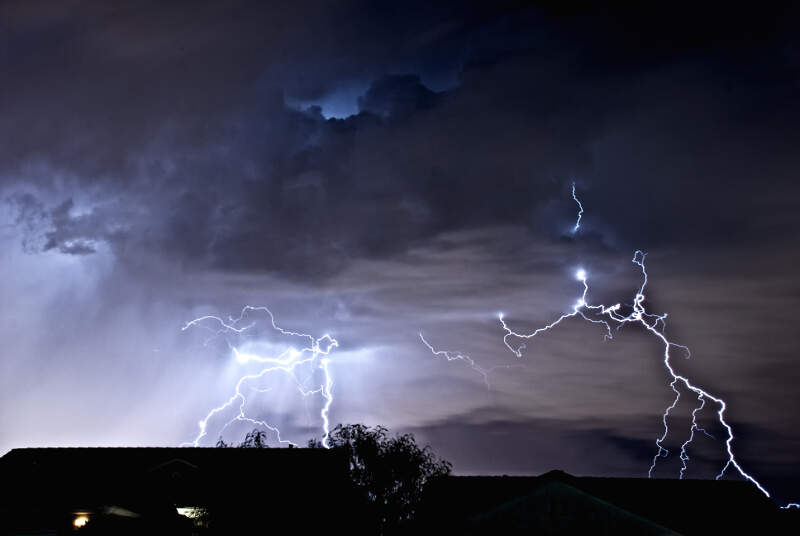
[2, 1, 799, 504]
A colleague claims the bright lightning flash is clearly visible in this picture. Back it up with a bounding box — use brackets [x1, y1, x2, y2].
[500, 251, 794, 503]
[421, 182, 797, 508]
[182, 306, 338, 448]
[571, 181, 584, 233]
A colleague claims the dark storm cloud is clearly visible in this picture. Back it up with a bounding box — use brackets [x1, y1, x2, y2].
[2, 1, 800, 503]
[409, 404, 800, 498]
[357, 74, 441, 118]
[408, 410, 669, 477]
[3, 1, 799, 280]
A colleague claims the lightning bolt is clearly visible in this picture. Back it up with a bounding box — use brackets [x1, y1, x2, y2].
[435, 182, 796, 507]
[419, 332, 524, 392]
[500, 252, 776, 496]
[182, 306, 338, 448]
[500, 248, 800, 505]
[679, 394, 715, 480]
[571, 181, 584, 233]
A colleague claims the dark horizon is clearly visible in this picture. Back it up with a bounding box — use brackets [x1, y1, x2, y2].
[2, 1, 799, 507]
[4, 444, 794, 534]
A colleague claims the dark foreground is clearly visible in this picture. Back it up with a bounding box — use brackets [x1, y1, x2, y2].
[0, 447, 796, 535]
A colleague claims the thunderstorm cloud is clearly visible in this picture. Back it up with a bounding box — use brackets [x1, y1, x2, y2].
[1, 1, 799, 503]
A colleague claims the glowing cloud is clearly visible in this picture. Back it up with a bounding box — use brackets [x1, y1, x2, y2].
[182, 306, 338, 448]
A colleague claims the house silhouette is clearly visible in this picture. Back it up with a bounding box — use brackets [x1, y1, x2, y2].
[0, 447, 359, 535]
[416, 469, 798, 535]
[1, 449, 796, 534]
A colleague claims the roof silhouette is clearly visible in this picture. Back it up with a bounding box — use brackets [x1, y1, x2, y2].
[2, 449, 796, 535]
[0, 447, 359, 535]
[417, 469, 793, 535]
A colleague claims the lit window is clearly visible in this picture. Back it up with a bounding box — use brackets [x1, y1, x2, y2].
[177, 507, 200, 519]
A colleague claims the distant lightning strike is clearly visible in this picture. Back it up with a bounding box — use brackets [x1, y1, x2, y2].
[419, 333, 524, 391]
[679, 394, 714, 480]
[182, 306, 338, 448]
[571, 181, 584, 233]
[501, 252, 776, 498]
[419, 182, 796, 507]
[496, 184, 798, 505]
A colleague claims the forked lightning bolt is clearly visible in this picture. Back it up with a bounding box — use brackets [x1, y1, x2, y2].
[182, 306, 337, 448]
[421, 183, 797, 507]
[500, 251, 796, 505]
[419, 333, 524, 391]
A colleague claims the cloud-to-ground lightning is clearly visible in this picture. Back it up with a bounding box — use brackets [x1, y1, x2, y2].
[422, 182, 796, 507]
[182, 306, 338, 448]
[571, 181, 584, 233]
[500, 252, 787, 500]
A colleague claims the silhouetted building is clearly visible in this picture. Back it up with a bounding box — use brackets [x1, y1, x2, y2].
[3, 448, 796, 535]
[416, 469, 797, 535]
[0, 447, 357, 535]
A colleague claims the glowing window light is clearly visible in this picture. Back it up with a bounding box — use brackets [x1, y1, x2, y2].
[73, 515, 89, 528]
[177, 507, 200, 519]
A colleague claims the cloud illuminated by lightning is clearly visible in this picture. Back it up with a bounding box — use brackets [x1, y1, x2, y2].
[182, 306, 337, 448]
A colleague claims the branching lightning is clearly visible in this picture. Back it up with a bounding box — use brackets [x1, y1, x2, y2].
[495, 183, 799, 507]
[182, 306, 337, 448]
[419, 332, 524, 392]
[500, 252, 774, 498]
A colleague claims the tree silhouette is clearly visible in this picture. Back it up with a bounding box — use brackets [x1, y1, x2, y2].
[207, 424, 450, 533]
[215, 429, 270, 448]
[311, 423, 452, 533]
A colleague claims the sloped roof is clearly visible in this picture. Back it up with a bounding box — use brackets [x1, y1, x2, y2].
[418, 469, 788, 535]
[472, 480, 678, 535]
[0, 447, 349, 507]
[0, 447, 361, 535]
